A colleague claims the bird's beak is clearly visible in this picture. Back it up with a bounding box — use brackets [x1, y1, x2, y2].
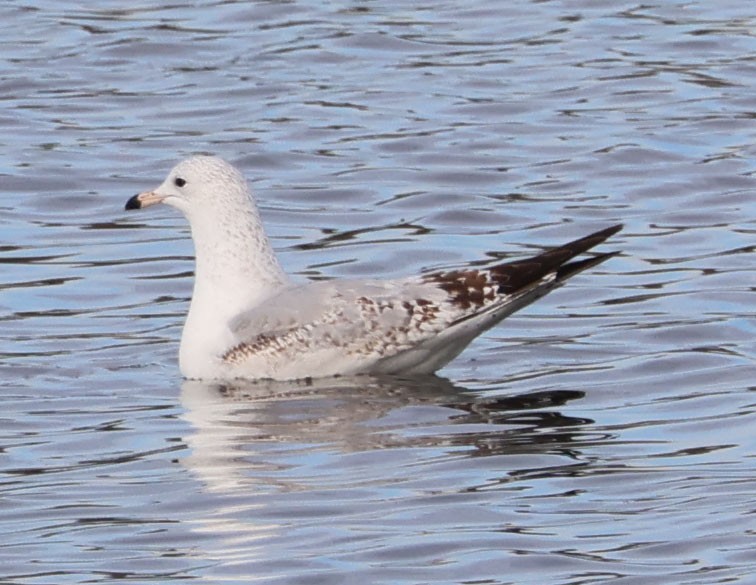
[125, 190, 166, 210]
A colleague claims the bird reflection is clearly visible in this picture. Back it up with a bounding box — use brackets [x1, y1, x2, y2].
[180, 375, 592, 493]
[179, 375, 599, 572]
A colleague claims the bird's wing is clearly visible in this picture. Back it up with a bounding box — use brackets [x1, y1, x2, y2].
[222, 225, 622, 373]
[222, 277, 456, 367]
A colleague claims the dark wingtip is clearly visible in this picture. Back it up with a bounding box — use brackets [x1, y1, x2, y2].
[124, 194, 142, 210]
[563, 224, 623, 254]
[556, 250, 620, 281]
[597, 223, 623, 239]
[426, 224, 623, 312]
[552, 224, 623, 280]
[492, 224, 623, 295]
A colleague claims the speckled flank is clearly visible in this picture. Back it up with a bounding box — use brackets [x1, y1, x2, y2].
[222, 295, 447, 365]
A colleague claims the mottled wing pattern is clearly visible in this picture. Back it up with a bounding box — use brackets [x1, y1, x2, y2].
[222, 290, 451, 364]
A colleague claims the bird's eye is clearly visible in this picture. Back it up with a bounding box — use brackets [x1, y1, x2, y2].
[174, 177, 186, 187]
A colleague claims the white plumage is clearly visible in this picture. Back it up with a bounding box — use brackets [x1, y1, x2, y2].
[126, 155, 621, 381]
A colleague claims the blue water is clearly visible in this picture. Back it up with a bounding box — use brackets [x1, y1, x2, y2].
[1, 1, 754, 584]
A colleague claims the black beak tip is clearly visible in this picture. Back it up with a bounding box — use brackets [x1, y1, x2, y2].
[125, 194, 142, 210]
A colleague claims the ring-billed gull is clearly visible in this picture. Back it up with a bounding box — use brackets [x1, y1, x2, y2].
[125, 155, 621, 381]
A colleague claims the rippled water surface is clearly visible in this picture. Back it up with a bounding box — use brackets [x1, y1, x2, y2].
[2, 1, 755, 584]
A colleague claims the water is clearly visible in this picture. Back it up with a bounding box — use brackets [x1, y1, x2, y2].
[1, 1, 754, 583]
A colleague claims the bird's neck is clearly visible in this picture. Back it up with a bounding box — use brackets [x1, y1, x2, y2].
[179, 207, 288, 376]
[192, 211, 286, 303]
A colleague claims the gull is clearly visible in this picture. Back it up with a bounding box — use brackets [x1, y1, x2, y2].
[126, 155, 621, 381]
